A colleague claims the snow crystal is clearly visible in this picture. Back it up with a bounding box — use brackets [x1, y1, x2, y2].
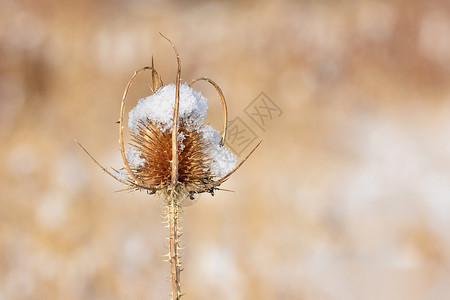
[200, 124, 221, 145]
[116, 169, 130, 181]
[128, 83, 208, 132]
[201, 125, 237, 178]
[126, 146, 145, 168]
[178, 132, 186, 151]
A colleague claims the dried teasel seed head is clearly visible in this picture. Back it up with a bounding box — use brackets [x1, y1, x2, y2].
[130, 120, 215, 193]
[123, 83, 237, 197]
[77, 37, 260, 202]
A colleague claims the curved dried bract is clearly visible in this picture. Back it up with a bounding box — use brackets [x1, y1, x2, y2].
[119, 66, 158, 185]
[75, 139, 131, 186]
[190, 77, 228, 145]
[151, 57, 164, 92]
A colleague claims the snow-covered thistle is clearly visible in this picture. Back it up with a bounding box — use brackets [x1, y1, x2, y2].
[76, 34, 259, 299]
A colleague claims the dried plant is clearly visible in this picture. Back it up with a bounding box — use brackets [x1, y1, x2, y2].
[76, 34, 259, 299]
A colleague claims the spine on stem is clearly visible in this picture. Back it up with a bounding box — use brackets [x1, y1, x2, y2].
[167, 191, 183, 300]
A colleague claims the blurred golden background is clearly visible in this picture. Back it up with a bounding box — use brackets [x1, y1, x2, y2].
[2, 0, 450, 299]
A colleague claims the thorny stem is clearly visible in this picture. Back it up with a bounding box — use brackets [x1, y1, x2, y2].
[167, 192, 183, 300]
[160, 32, 183, 300]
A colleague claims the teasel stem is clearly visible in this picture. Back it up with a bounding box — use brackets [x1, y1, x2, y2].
[167, 191, 183, 299]
[159, 33, 180, 187]
[78, 33, 259, 299]
[161, 32, 183, 300]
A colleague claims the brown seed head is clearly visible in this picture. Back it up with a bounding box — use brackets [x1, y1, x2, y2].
[76, 36, 260, 202]
[131, 118, 214, 195]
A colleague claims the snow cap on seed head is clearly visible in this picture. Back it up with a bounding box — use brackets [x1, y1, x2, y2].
[127, 83, 237, 179]
[128, 83, 208, 132]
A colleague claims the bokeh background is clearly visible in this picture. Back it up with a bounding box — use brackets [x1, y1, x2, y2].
[2, 0, 450, 299]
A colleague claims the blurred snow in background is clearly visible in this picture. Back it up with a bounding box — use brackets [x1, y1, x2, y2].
[1, 0, 450, 299]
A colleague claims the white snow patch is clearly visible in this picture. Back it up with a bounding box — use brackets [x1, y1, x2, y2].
[201, 125, 237, 178]
[114, 146, 145, 181]
[178, 132, 186, 151]
[128, 83, 208, 132]
[116, 169, 130, 181]
[126, 146, 145, 168]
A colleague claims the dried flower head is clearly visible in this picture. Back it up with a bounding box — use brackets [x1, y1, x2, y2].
[77, 35, 259, 201]
[76, 34, 259, 299]
[123, 81, 237, 200]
